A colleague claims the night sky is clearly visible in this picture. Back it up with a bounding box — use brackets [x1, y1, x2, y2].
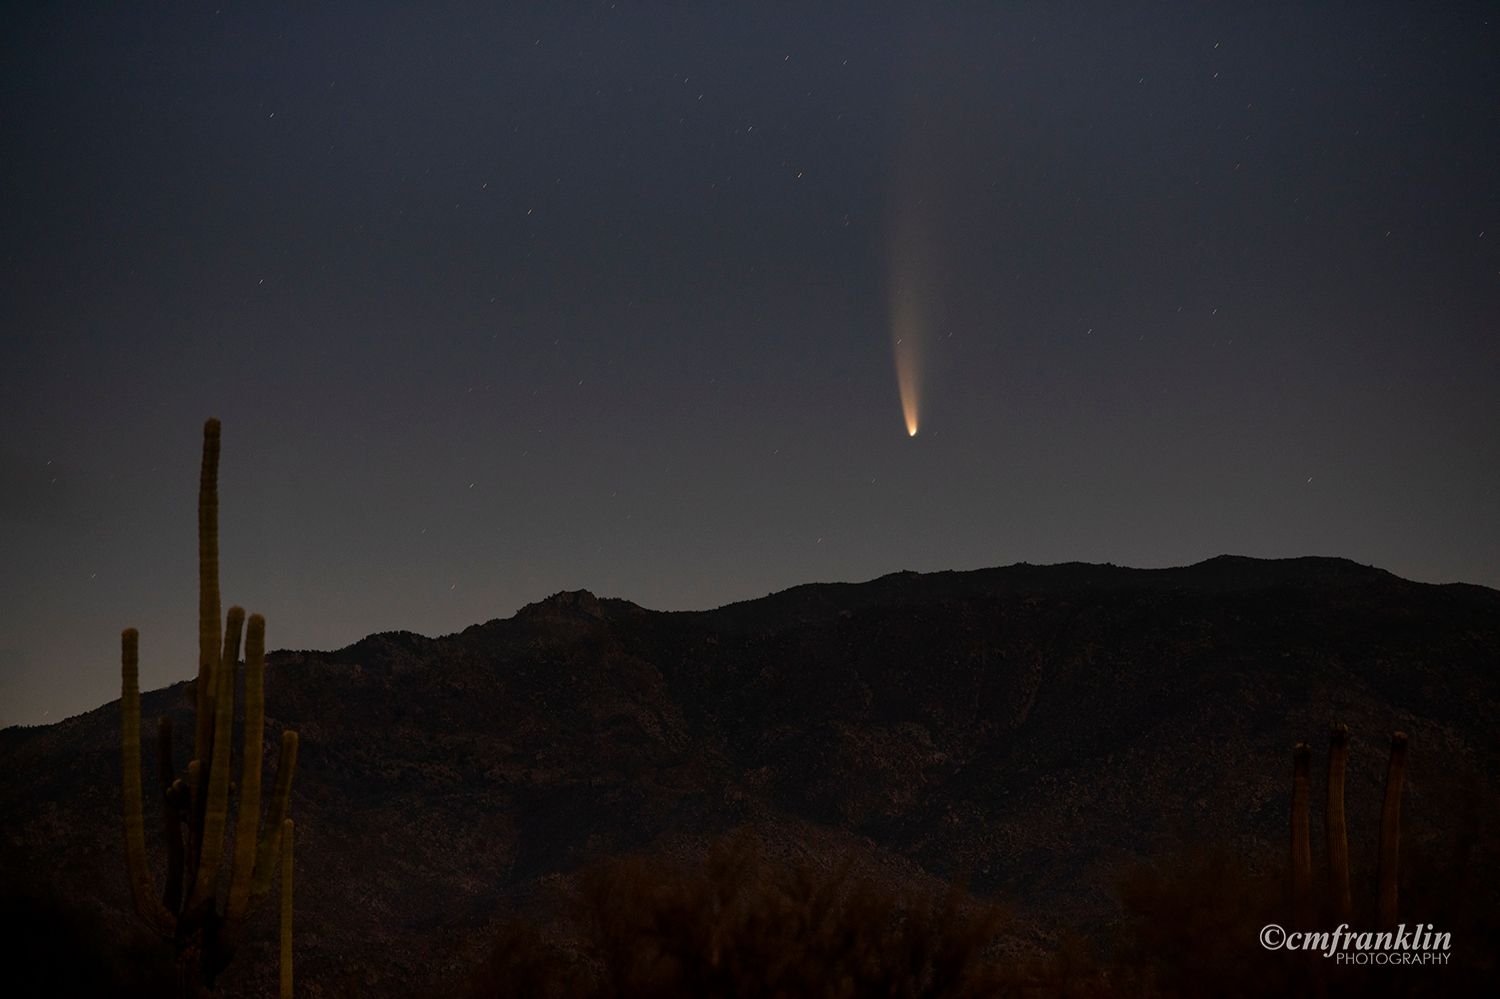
[3, 4, 1497, 726]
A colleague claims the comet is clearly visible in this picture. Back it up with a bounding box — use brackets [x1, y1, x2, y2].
[888, 196, 934, 440]
[886, 98, 940, 440]
[887, 32, 960, 440]
[891, 304, 922, 438]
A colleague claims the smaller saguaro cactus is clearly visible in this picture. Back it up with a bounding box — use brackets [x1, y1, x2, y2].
[1289, 743, 1313, 929]
[1325, 723, 1352, 922]
[1377, 732, 1409, 928]
[120, 419, 300, 994]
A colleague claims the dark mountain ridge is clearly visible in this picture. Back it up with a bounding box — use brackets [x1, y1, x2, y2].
[3, 555, 1498, 996]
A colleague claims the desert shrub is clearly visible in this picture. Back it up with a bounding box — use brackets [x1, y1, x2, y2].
[1106, 835, 1496, 999]
[467, 828, 1496, 998]
[467, 839, 1042, 998]
[0, 886, 176, 998]
[465, 917, 587, 999]
[1112, 847, 1299, 998]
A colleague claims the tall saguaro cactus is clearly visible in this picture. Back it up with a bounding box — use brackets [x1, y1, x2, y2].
[120, 419, 299, 994]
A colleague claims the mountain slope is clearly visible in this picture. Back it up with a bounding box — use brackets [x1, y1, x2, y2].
[3, 556, 1497, 996]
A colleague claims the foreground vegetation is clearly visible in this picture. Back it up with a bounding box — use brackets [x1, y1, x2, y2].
[458, 828, 1493, 998]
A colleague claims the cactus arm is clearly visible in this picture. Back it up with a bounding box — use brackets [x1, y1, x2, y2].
[1325, 722, 1352, 922]
[226, 613, 267, 928]
[254, 730, 300, 897]
[280, 818, 294, 999]
[189, 605, 244, 911]
[1290, 742, 1312, 929]
[184, 757, 203, 879]
[121, 629, 172, 932]
[194, 418, 222, 762]
[157, 715, 185, 916]
[1377, 731, 1408, 927]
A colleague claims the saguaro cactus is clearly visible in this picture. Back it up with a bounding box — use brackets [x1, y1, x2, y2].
[120, 419, 299, 994]
[1325, 723, 1352, 922]
[1377, 731, 1408, 928]
[1289, 742, 1313, 929]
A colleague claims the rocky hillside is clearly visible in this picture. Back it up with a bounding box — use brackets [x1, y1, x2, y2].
[3, 556, 1498, 996]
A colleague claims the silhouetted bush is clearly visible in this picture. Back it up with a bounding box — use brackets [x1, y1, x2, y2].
[1105, 833, 1497, 999]
[1112, 847, 1300, 998]
[0, 886, 175, 997]
[465, 828, 1495, 998]
[467, 838, 1049, 998]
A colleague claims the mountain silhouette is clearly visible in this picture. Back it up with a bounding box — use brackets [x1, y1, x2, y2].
[3, 556, 1497, 996]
